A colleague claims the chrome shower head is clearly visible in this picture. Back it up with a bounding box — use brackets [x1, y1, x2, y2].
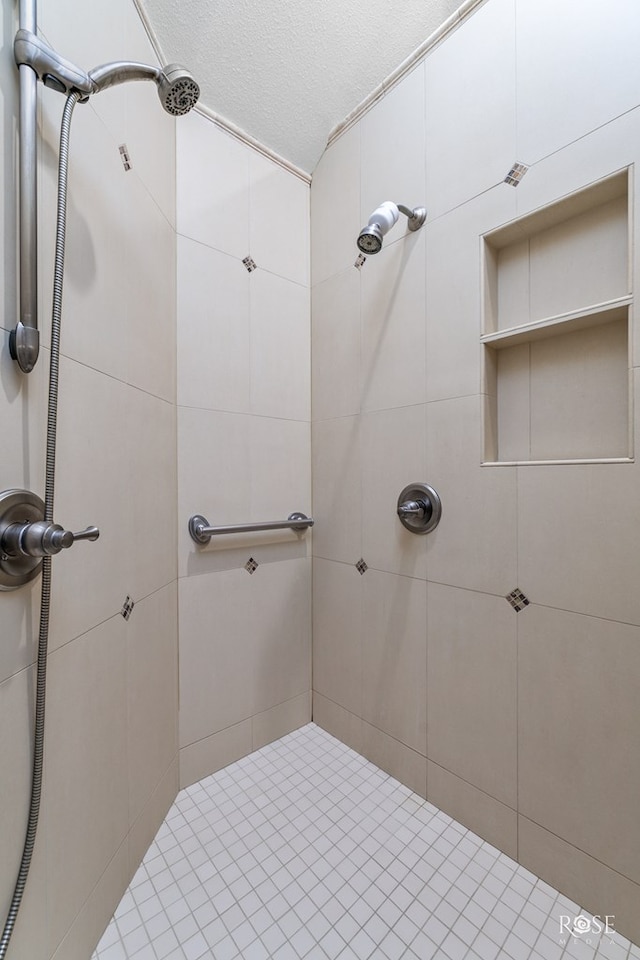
[357, 223, 384, 254]
[14, 31, 200, 115]
[357, 201, 399, 255]
[157, 64, 200, 116]
[356, 201, 426, 255]
[88, 61, 200, 115]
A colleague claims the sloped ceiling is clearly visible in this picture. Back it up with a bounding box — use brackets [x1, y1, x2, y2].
[137, 0, 464, 174]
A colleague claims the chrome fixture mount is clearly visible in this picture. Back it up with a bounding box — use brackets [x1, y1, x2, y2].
[9, 0, 199, 374]
[397, 483, 442, 535]
[357, 201, 426, 255]
[189, 512, 314, 545]
[0, 488, 99, 590]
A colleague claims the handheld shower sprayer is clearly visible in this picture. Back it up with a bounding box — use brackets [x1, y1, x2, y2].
[10, 26, 200, 375]
[357, 201, 426, 255]
[14, 29, 200, 115]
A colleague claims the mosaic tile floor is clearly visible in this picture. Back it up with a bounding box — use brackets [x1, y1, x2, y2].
[93, 724, 638, 960]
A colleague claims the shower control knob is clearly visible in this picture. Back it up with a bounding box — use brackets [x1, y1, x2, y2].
[48, 525, 100, 551]
[1, 518, 100, 558]
[396, 483, 442, 535]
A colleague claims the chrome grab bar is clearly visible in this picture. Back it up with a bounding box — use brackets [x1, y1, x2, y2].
[189, 511, 314, 545]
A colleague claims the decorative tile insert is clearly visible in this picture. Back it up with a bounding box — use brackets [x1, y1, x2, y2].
[504, 161, 529, 186]
[242, 255, 257, 272]
[354, 253, 367, 269]
[355, 558, 368, 575]
[244, 557, 259, 574]
[121, 596, 135, 620]
[505, 588, 530, 612]
[118, 144, 132, 172]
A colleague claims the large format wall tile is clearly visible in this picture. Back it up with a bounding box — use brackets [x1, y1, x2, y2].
[126, 583, 178, 826]
[311, 125, 360, 286]
[249, 152, 310, 287]
[515, 0, 640, 165]
[425, 186, 516, 403]
[425, 0, 516, 220]
[45, 616, 129, 953]
[518, 604, 640, 885]
[360, 64, 426, 227]
[361, 568, 427, 755]
[312, 268, 361, 421]
[361, 405, 428, 580]
[177, 111, 250, 258]
[361, 721, 427, 799]
[312, 693, 363, 756]
[427, 762, 518, 860]
[178, 567, 257, 745]
[125, 390, 177, 602]
[518, 817, 640, 945]
[38, 97, 176, 402]
[312, 558, 363, 717]
[427, 583, 517, 808]
[311, 416, 362, 564]
[179, 559, 310, 747]
[426, 396, 517, 595]
[48, 358, 132, 650]
[249, 269, 310, 421]
[360, 230, 426, 412]
[0, 666, 48, 960]
[177, 237, 251, 413]
[517, 461, 640, 625]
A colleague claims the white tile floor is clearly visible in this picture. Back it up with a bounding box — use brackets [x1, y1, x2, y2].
[93, 724, 638, 960]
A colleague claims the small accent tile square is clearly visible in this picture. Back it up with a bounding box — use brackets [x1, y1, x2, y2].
[118, 143, 132, 172]
[121, 596, 135, 620]
[354, 253, 367, 269]
[355, 558, 368, 575]
[504, 161, 529, 186]
[506, 587, 530, 611]
[242, 255, 258, 272]
[244, 557, 259, 574]
[92, 724, 636, 960]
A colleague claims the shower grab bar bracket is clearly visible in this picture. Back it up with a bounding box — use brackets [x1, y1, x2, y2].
[189, 512, 314, 545]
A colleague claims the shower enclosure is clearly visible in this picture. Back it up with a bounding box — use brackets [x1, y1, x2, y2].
[2, 0, 640, 957]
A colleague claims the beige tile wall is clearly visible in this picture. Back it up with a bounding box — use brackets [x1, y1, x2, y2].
[311, 0, 640, 942]
[175, 111, 312, 790]
[0, 2, 179, 958]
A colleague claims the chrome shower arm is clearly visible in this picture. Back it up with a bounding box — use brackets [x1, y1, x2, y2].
[88, 61, 161, 92]
[397, 204, 427, 231]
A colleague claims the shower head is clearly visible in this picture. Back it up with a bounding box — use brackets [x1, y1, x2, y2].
[157, 64, 201, 116]
[14, 30, 199, 115]
[356, 201, 426, 255]
[88, 61, 200, 115]
[357, 201, 399, 255]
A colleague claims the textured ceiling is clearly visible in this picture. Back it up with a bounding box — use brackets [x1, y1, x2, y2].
[137, 0, 464, 174]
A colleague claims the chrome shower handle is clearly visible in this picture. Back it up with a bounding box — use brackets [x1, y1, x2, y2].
[397, 499, 430, 519]
[1, 518, 100, 558]
[49, 525, 100, 550]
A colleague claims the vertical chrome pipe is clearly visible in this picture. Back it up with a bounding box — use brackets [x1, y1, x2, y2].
[11, 0, 40, 373]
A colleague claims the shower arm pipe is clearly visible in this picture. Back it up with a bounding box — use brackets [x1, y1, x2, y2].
[12, 0, 40, 373]
[189, 512, 314, 545]
[396, 204, 426, 231]
[87, 61, 161, 91]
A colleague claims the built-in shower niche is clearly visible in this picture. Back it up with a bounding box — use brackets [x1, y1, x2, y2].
[482, 169, 632, 463]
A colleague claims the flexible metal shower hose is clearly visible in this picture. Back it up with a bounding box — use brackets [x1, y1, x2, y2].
[0, 90, 80, 959]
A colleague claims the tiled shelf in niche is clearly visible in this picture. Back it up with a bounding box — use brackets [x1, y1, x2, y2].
[481, 168, 633, 464]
